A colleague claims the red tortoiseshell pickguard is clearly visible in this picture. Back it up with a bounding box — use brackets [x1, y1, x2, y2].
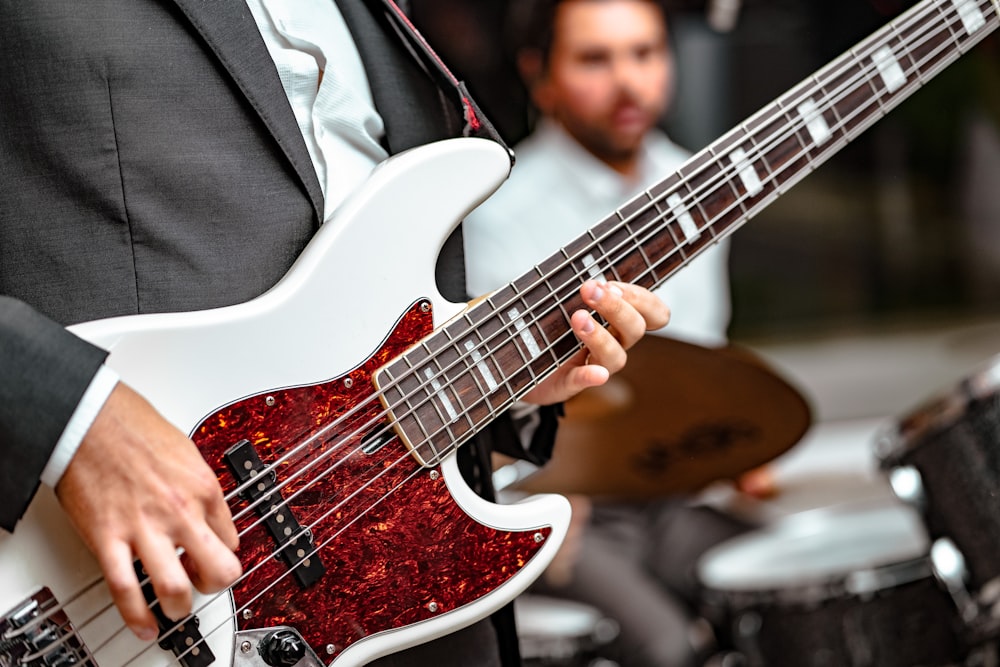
[192, 301, 552, 660]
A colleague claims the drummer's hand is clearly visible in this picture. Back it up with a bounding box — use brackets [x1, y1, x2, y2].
[56, 382, 242, 640]
[737, 464, 780, 500]
[524, 281, 669, 406]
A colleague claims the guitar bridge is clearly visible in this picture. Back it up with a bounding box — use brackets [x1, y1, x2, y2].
[0, 588, 95, 667]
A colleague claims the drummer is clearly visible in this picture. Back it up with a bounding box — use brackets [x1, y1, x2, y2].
[465, 1, 759, 665]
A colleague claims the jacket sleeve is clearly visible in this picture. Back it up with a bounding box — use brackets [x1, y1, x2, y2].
[0, 296, 108, 531]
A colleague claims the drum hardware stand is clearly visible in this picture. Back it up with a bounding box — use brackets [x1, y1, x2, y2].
[885, 462, 1000, 649]
[885, 465, 926, 510]
[883, 458, 1000, 648]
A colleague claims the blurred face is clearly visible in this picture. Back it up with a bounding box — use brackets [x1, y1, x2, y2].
[531, 0, 673, 175]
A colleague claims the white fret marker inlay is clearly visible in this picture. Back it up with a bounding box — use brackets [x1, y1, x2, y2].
[953, 0, 986, 34]
[464, 340, 499, 391]
[582, 253, 608, 282]
[797, 98, 831, 146]
[729, 147, 763, 196]
[873, 45, 907, 93]
[508, 307, 543, 358]
[423, 368, 458, 421]
[667, 193, 701, 241]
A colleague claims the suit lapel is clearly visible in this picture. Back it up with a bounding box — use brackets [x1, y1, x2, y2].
[168, 0, 325, 223]
[334, 0, 462, 153]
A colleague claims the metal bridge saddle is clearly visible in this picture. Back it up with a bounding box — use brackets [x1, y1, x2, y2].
[0, 588, 94, 667]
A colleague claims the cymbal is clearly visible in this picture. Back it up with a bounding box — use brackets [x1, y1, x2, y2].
[511, 335, 812, 500]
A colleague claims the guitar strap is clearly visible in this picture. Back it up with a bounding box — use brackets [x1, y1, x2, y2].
[367, 0, 511, 152]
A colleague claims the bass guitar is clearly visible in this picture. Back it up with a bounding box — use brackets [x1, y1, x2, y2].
[0, 0, 996, 664]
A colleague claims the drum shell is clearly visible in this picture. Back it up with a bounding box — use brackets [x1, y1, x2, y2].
[515, 595, 620, 667]
[703, 558, 968, 667]
[879, 392, 1000, 596]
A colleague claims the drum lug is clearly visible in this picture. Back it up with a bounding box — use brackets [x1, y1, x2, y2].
[887, 465, 925, 509]
[930, 538, 980, 625]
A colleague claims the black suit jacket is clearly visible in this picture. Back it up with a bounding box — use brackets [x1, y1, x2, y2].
[0, 0, 483, 529]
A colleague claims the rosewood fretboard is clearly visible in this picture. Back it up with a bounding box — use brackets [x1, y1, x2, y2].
[378, 0, 999, 465]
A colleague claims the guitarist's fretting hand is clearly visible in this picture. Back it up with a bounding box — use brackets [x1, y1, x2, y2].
[55, 382, 242, 642]
[522, 280, 669, 406]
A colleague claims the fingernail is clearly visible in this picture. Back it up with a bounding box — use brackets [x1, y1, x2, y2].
[592, 286, 605, 301]
[135, 626, 158, 642]
[581, 318, 595, 334]
[609, 285, 623, 297]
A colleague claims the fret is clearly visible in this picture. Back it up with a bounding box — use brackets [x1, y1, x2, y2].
[625, 193, 674, 288]
[413, 345, 481, 456]
[462, 338, 499, 393]
[474, 295, 539, 394]
[617, 193, 664, 290]
[643, 196, 682, 286]
[642, 171, 688, 251]
[678, 152, 742, 242]
[794, 96, 835, 148]
[510, 273, 569, 374]
[737, 118, 780, 205]
[535, 254, 587, 314]
[677, 151, 729, 221]
[900, 3, 959, 75]
[775, 74, 846, 167]
[825, 60, 876, 136]
[427, 334, 492, 422]
[871, 41, 909, 97]
[533, 308, 581, 367]
[590, 206, 641, 285]
[952, 0, 987, 35]
[378, 359, 443, 465]
[577, 251, 610, 283]
[465, 303, 519, 401]
[752, 115, 808, 194]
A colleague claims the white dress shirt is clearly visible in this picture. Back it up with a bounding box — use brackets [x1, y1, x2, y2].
[246, 0, 388, 221]
[465, 119, 731, 347]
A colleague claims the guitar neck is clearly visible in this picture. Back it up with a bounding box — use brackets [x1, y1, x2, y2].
[378, 0, 999, 463]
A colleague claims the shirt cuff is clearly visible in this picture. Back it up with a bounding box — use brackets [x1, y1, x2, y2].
[41, 365, 120, 488]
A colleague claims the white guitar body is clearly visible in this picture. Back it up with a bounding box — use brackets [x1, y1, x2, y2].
[5, 0, 996, 660]
[0, 137, 571, 667]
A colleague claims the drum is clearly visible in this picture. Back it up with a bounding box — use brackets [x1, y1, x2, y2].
[696, 502, 974, 667]
[875, 355, 1000, 638]
[515, 594, 620, 667]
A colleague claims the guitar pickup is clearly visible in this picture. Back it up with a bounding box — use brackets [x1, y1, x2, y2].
[225, 440, 326, 589]
[133, 563, 215, 667]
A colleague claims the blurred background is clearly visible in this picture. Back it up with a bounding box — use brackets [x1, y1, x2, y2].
[411, 2, 1000, 662]
[412, 0, 1000, 473]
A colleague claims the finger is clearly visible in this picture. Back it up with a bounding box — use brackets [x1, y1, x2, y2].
[571, 309, 627, 374]
[204, 492, 240, 552]
[179, 526, 243, 594]
[579, 282, 646, 350]
[134, 533, 193, 621]
[96, 541, 159, 641]
[613, 281, 671, 332]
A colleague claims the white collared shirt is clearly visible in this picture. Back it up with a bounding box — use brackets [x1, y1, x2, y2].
[246, 0, 389, 222]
